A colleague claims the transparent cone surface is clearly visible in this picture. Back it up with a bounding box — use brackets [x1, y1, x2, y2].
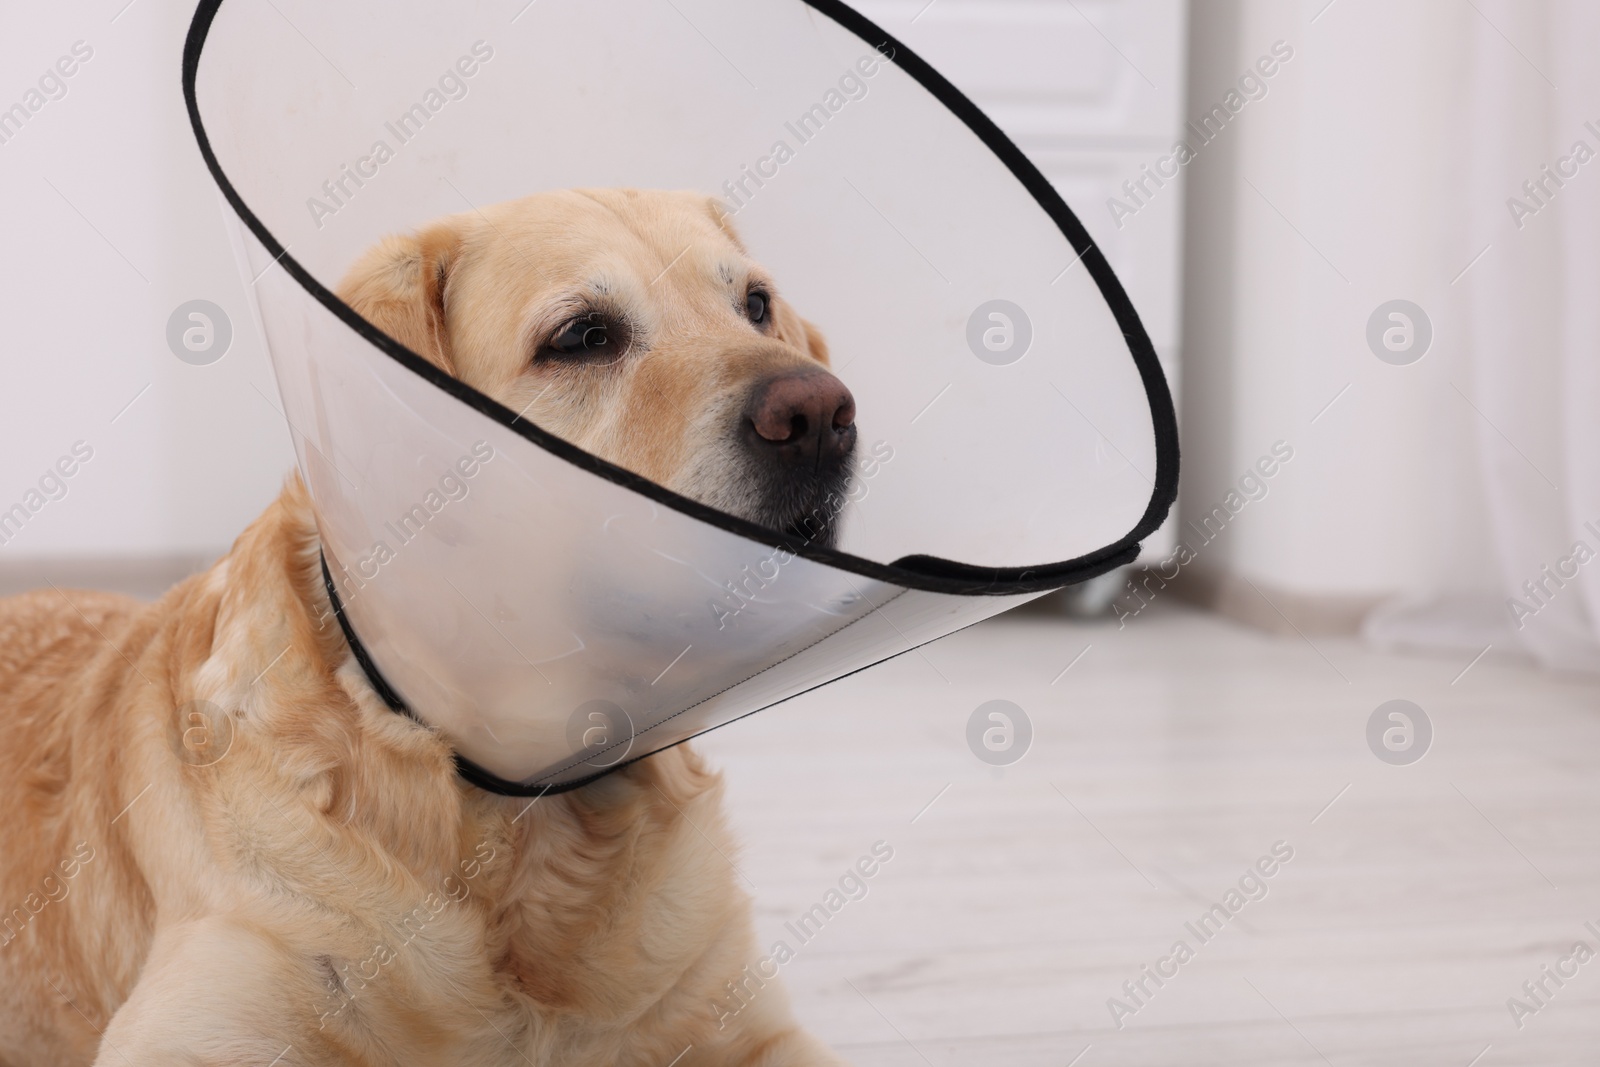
[186, 0, 1177, 790]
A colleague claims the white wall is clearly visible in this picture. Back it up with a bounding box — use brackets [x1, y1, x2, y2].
[1178, 0, 1500, 606]
[0, 0, 293, 564]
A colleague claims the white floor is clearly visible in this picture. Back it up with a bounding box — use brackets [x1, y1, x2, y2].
[695, 599, 1600, 1067]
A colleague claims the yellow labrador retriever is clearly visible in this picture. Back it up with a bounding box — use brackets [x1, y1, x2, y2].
[0, 189, 857, 1066]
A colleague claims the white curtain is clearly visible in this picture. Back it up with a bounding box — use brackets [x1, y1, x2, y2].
[1364, 1, 1600, 671]
[1463, 0, 1600, 672]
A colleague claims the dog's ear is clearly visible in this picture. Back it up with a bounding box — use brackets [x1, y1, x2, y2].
[771, 297, 832, 367]
[797, 315, 831, 366]
[336, 220, 464, 375]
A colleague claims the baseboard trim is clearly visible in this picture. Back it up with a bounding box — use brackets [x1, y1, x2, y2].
[0, 554, 216, 602]
[1167, 567, 1384, 637]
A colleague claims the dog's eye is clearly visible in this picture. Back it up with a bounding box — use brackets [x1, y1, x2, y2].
[745, 290, 769, 326]
[543, 314, 615, 360]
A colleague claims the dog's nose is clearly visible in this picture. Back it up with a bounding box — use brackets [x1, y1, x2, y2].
[746, 370, 857, 463]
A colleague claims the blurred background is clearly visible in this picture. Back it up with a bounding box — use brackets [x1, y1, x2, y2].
[6, 0, 1595, 673]
[5, 1, 1599, 1062]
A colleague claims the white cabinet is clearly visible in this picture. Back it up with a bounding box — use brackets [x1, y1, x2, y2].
[850, 0, 1189, 559]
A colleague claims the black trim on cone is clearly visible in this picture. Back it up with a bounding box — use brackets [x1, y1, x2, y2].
[182, 0, 1179, 600]
[318, 550, 1027, 797]
[319, 551, 574, 796]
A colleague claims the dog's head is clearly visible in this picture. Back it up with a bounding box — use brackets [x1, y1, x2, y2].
[337, 188, 857, 547]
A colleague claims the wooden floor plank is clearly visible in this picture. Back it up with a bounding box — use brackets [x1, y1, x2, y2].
[696, 601, 1600, 1064]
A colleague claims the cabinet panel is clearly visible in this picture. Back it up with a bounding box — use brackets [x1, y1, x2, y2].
[847, 0, 1189, 560]
[848, 0, 1187, 142]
